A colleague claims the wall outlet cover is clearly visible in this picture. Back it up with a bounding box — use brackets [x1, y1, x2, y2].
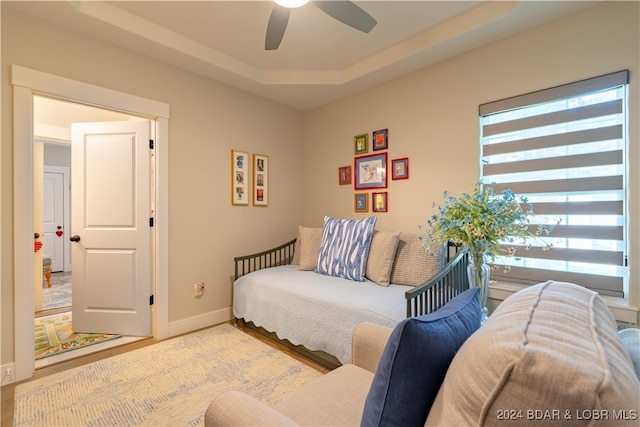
[194, 281, 205, 297]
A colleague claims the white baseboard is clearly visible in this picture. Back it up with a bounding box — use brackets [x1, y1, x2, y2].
[1, 362, 16, 385]
[166, 307, 233, 338]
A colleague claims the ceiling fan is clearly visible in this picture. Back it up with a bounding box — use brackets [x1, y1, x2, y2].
[266, 0, 378, 51]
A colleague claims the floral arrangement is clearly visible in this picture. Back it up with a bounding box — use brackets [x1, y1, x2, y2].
[420, 181, 555, 281]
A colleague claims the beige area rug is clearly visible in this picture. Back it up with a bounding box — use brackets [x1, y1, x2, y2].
[14, 323, 323, 426]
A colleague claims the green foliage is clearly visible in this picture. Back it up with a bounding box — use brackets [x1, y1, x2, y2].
[421, 182, 555, 269]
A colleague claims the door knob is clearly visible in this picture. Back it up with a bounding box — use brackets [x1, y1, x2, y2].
[69, 235, 81, 242]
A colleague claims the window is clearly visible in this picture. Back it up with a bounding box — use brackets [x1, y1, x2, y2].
[480, 71, 628, 297]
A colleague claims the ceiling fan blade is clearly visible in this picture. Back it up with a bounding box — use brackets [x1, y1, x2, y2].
[314, 1, 377, 33]
[265, 5, 290, 51]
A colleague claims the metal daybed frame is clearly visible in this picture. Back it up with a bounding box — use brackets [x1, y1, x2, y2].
[233, 238, 471, 368]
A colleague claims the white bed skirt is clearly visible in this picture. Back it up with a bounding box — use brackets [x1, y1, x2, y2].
[233, 265, 410, 364]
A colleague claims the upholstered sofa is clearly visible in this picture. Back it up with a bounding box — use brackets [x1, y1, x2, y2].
[233, 216, 469, 367]
[207, 281, 640, 426]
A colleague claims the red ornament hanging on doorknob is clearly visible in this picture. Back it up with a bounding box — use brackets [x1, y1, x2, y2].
[56, 226, 63, 237]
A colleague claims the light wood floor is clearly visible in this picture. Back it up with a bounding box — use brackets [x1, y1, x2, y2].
[0, 322, 330, 426]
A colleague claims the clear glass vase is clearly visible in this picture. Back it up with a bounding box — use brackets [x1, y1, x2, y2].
[467, 260, 490, 324]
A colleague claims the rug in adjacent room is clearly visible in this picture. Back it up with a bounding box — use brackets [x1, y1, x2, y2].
[15, 323, 323, 426]
[34, 313, 122, 360]
[41, 273, 72, 310]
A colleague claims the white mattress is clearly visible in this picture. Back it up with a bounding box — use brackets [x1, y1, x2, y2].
[233, 265, 410, 364]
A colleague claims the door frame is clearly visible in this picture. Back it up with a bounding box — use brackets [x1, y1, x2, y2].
[12, 65, 170, 382]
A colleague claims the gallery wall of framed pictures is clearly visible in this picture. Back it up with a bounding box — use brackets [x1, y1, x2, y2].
[231, 149, 269, 207]
[338, 128, 409, 213]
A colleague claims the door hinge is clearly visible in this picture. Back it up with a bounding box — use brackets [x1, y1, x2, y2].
[150, 217, 154, 227]
[150, 295, 154, 306]
[149, 139, 154, 149]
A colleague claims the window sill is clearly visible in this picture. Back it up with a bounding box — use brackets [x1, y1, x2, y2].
[487, 280, 639, 324]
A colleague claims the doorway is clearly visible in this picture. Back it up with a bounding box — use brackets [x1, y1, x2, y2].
[42, 164, 70, 274]
[40, 148, 71, 314]
[12, 65, 170, 383]
[39, 161, 71, 313]
[33, 98, 152, 364]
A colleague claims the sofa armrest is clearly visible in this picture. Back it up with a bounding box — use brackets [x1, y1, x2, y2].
[352, 322, 393, 373]
[205, 390, 299, 426]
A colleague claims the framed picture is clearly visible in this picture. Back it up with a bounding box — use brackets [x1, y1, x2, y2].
[354, 193, 369, 213]
[354, 152, 387, 190]
[253, 153, 269, 206]
[231, 149, 249, 205]
[354, 133, 369, 154]
[391, 157, 409, 180]
[372, 128, 388, 151]
[338, 165, 352, 185]
[372, 192, 388, 213]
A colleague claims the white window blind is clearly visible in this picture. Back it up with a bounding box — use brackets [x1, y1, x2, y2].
[480, 71, 628, 297]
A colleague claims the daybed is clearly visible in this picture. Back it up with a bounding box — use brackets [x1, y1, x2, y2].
[232, 216, 470, 368]
[207, 281, 640, 426]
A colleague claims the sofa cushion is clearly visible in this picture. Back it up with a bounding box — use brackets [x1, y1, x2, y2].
[619, 327, 640, 380]
[365, 231, 401, 287]
[426, 281, 640, 427]
[389, 233, 441, 287]
[276, 364, 374, 426]
[361, 287, 481, 427]
[315, 216, 377, 281]
[296, 226, 322, 271]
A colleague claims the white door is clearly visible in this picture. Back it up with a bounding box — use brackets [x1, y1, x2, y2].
[42, 171, 64, 272]
[71, 120, 152, 336]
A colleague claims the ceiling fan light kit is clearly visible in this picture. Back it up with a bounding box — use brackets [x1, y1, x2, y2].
[274, 0, 309, 8]
[266, 0, 377, 51]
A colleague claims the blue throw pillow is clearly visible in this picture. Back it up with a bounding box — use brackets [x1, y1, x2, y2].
[315, 215, 377, 281]
[361, 287, 481, 427]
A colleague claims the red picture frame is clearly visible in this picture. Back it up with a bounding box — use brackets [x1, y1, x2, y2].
[391, 157, 409, 180]
[372, 192, 388, 212]
[354, 153, 387, 190]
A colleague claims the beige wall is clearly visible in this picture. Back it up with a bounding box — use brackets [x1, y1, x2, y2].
[2, 1, 639, 372]
[303, 2, 639, 320]
[1, 7, 304, 366]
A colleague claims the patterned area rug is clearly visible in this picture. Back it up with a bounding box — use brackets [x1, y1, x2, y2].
[34, 313, 122, 360]
[42, 273, 72, 310]
[15, 323, 323, 426]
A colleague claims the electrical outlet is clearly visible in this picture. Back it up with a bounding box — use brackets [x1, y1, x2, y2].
[194, 281, 205, 297]
[1, 364, 15, 385]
